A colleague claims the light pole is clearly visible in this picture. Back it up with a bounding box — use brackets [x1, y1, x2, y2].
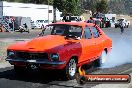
[48, 0, 49, 24]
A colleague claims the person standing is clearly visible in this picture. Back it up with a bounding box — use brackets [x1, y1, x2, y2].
[23, 23, 29, 33]
[8, 18, 13, 29]
[41, 24, 45, 29]
[87, 17, 95, 23]
[119, 20, 125, 34]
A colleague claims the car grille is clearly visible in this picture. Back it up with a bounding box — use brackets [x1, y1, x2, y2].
[16, 52, 48, 60]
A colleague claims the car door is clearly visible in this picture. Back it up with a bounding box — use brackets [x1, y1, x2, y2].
[79, 26, 96, 63]
[91, 26, 104, 57]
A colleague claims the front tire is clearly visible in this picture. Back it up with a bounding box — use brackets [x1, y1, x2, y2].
[65, 58, 77, 80]
[14, 66, 26, 75]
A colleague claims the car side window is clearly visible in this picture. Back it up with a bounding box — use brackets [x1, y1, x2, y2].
[54, 26, 64, 35]
[83, 27, 92, 39]
[69, 26, 82, 37]
[91, 27, 100, 38]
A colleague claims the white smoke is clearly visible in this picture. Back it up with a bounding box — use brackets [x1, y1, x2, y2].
[102, 35, 132, 68]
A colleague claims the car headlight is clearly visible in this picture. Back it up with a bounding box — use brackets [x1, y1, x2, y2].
[8, 51, 15, 58]
[50, 53, 59, 61]
[9, 51, 14, 55]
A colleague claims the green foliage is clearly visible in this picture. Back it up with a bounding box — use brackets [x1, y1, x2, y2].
[90, 0, 99, 14]
[109, 0, 125, 14]
[108, 0, 131, 15]
[72, 0, 82, 15]
[53, 0, 82, 15]
[53, 0, 64, 11]
[82, 0, 108, 14]
[96, 0, 108, 13]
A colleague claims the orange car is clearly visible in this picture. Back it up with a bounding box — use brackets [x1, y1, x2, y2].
[6, 22, 112, 79]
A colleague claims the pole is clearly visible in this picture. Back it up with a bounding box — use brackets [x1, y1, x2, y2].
[53, 7, 56, 23]
[48, 0, 49, 24]
[53, 0, 56, 23]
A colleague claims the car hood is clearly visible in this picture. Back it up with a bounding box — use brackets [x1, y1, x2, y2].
[8, 35, 78, 52]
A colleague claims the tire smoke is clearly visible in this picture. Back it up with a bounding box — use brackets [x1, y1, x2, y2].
[102, 36, 132, 68]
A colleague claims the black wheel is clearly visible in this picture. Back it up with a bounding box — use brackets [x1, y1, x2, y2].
[14, 66, 26, 75]
[65, 58, 77, 80]
[94, 50, 107, 67]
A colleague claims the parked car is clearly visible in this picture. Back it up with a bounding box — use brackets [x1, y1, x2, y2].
[70, 16, 79, 22]
[6, 22, 112, 80]
[115, 18, 130, 28]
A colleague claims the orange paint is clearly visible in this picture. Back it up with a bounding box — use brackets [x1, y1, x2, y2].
[7, 22, 112, 70]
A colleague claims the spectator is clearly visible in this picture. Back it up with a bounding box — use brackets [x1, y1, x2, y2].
[87, 17, 95, 23]
[62, 15, 66, 22]
[119, 20, 125, 34]
[9, 18, 13, 29]
[0, 24, 3, 32]
[41, 24, 45, 29]
[101, 18, 106, 28]
[23, 23, 27, 29]
[23, 23, 29, 33]
[79, 16, 85, 22]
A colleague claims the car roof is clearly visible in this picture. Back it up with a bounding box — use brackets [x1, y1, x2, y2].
[48, 22, 95, 27]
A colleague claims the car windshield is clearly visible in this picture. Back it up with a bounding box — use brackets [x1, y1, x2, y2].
[39, 24, 82, 39]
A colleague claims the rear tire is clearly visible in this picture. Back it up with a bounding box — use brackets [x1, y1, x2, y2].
[95, 50, 107, 67]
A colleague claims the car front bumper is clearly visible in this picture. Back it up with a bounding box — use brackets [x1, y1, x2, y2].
[6, 58, 66, 69]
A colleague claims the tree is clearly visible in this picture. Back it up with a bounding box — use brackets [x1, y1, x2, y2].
[63, 0, 81, 15]
[96, 0, 108, 13]
[72, 0, 82, 15]
[108, 0, 124, 14]
[90, 0, 99, 14]
[53, 0, 64, 12]
[52, 0, 81, 16]
[81, 0, 99, 15]
[108, 0, 131, 15]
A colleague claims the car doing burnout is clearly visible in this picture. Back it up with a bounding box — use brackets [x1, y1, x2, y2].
[6, 22, 112, 79]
